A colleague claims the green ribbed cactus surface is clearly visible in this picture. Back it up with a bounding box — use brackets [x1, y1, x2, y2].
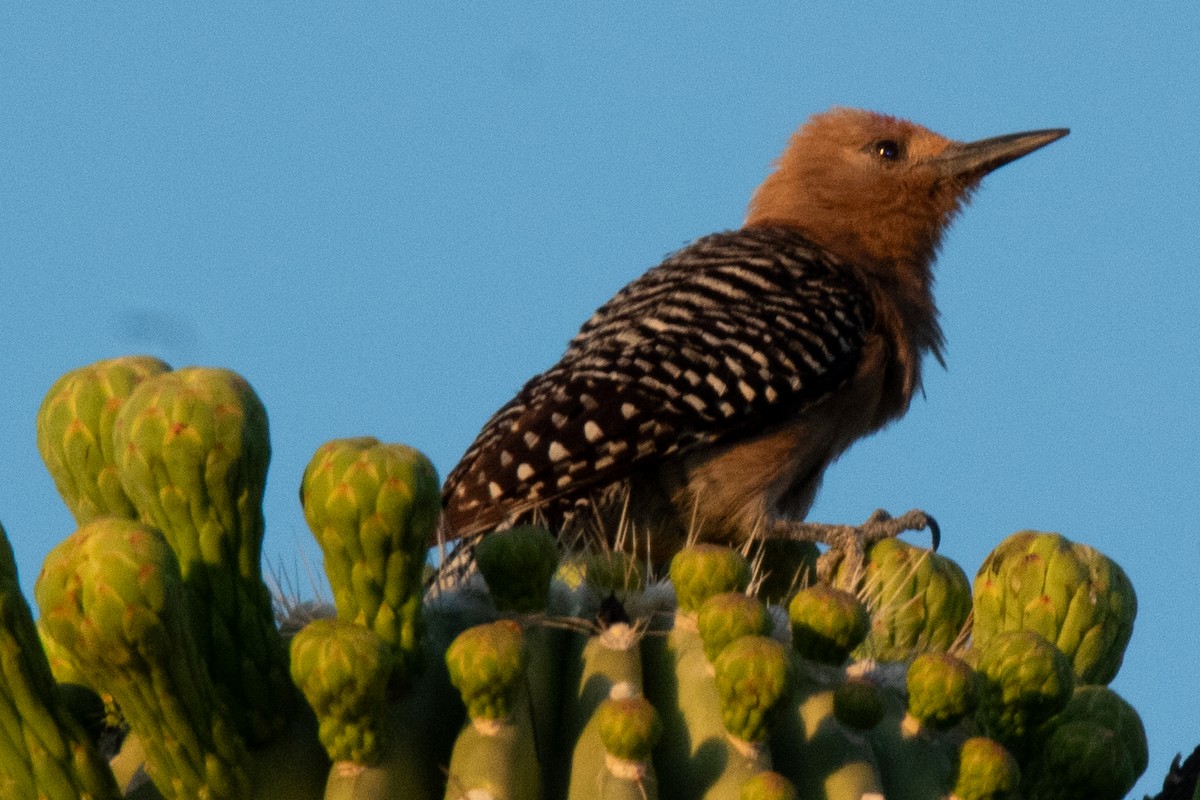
[0, 525, 121, 800]
[111, 365, 289, 743]
[36, 355, 171, 525]
[34, 517, 250, 800]
[973, 530, 1136, 685]
[301, 437, 440, 681]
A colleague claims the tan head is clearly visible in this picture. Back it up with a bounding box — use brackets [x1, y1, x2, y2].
[746, 108, 1068, 274]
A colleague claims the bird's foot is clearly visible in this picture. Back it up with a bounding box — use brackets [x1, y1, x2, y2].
[766, 508, 939, 589]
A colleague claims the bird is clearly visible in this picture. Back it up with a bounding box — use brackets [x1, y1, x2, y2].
[438, 107, 1068, 578]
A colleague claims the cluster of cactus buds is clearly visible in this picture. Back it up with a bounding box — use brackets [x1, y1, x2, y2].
[0, 356, 1153, 799]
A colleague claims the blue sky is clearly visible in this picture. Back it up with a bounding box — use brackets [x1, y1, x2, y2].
[1, 5, 1196, 795]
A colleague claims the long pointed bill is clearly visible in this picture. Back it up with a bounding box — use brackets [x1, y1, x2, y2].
[937, 127, 1069, 179]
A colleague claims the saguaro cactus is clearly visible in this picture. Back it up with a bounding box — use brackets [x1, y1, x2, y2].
[289, 619, 393, 766]
[300, 437, 441, 683]
[843, 537, 972, 662]
[36, 355, 171, 525]
[6, 358, 1161, 800]
[970, 630, 1074, 757]
[973, 530, 1136, 685]
[0, 524, 120, 800]
[34, 518, 250, 800]
[112, 366, 290, 743]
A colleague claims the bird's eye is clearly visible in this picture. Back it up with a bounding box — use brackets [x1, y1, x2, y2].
[874, 140, 902, 161]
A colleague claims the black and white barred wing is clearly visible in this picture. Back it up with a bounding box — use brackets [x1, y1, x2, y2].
[442, 228, 872, 537]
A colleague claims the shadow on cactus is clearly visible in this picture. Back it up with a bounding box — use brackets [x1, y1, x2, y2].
[0, 356, 1164, 799]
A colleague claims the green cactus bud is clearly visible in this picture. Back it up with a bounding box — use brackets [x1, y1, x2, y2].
[697, 592, 772, 665]
[971, 630, 1074, 755]
[952, 736, 1021, 800]
[713, 635, 791, 745]
[669, 544, 751, 615]
[741, 771, 799, 800]
[473, 525, 559, 613]
[906, 652, 978, 730]
[787, 584, 869, 665]
[973, 531, 1136, 685]
[446, 620, 526, 725]
[1022, 684, 1147, 800]
[34, 518, 249, 800]
[752, 539, 819, 606]
[584, 550, 646, 596]
[840, 537, 972, 661]
[1059, 685, 1147, 775]
[833, 677, 884, 731]
[300, 437, 440, 680]
[1023, 720, 1136, 800]
[0, 524, 121, 800]
[111, 365, 290, 742]
[288, 618, 393, 765]
[595, 695, 661, 763]
[37, 618, 86, 690]
[36, 356, 172, 525]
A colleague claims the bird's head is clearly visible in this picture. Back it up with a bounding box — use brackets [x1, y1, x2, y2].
[746, 108, 1068, 274]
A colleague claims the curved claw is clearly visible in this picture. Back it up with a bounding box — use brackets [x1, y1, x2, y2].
[888, 509, 940, 552]
[925, 514, 941, 552]
[888, 510, 940, 554]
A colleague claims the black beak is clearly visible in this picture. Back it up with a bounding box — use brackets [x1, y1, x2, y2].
[937, 127, 1069, 179]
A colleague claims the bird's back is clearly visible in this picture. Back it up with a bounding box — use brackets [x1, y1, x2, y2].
[442, 227, 873, 543]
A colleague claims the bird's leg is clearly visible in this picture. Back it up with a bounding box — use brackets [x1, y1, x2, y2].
[765, 508, 939, 589]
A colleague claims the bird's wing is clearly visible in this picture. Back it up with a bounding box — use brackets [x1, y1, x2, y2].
[442, 228, 872, 537]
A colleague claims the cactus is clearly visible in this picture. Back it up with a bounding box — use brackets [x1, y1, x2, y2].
[842, 537, 972, 662]
[36, 356, 171, 526]
[4, 357, 1158, 800]
[289, 619, 393, 765]
[697, 592, 773, 665]
[583, 550, 647, 597]
[443, 620, 539, 800]
[1021, 685, 1148, 800]
[831, 677, 884, 732]
[906, 652, 978, 731]
[111, 366, 290, 743]
[770, 675, 887, 800]
[714, 635, 791, 747]
[300, 437, 441, 682]
[34, 517, 251, 800]
[0, 524, 121, 800]
[740, 771, 799, 800]
[973, 530, 1136, 685]
[474, 525, 560, 614]
[786, 584, 870, 666]
[970, 630, 1074, 757]
[952, 736, 1021, 800]
[445, 620, 526, 727]
[558, 619, 649, 799]
[595, 694, 661, 770]
[669, 544, 751, 615]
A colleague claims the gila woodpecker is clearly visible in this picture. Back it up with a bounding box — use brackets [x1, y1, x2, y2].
[440, 108, 1067, 574]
